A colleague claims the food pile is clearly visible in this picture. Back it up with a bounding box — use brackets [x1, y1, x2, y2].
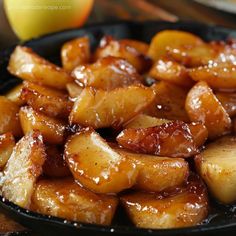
[0, 30, 236, 229]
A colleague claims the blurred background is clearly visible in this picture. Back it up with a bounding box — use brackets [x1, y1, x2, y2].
[1, 0, 236, 50]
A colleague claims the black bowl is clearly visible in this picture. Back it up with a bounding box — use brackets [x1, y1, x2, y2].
[0, 21, 236, 236]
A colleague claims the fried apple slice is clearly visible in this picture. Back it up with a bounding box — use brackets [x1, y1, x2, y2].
[186, 81, 231, 139]
[1, 131, 46, 208]
[189, 61, 236, 89]
[64, 129, 138, 193]
[21, 81, 72, 119]
[117, 121, 198, 158]
[61, 37, 90, 72]
[148, 30, 204, 61]
[145, 82, 189, 122]
[72, 56, 142, 90]
[5, 84, 24, 106]
[125, 114, 208, 148]
[0, 133, 15, 169]
[116, 148, 189, 192]
[43, 146, 71, 178]
[66, 82, 83, 98]
[31, 178, 118, 225]
[8, 46, 73, 90]
[19, 107, 65, 144]
[195, 136, 236, 204]
[121, 175, 208, 229]
[149, 59, 194, 87]
[94, 36, 151, 73]
[0, 96, 22, 137]
[69, 85, 155, 129]
[215, 91, 236, 117]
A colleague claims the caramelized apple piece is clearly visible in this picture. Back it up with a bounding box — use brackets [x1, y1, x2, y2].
[94, 36, 151, 73]
[1, 131, 46, 208]
[125, 114, 208, 148]
[117, 121, 198, 158]
[32, 178, 118, 225]
[0, 96, 22, 137]
[186, 81, 231, 139]
[149, 59, 194, 87]
[65, 129, 138, 193]
[121, 175, 208, 229]
[148, 30, 204, 61]
[189, 61, 236, 89]
[69, 85, 155, 129]
[215, 91, 236, 117]
[66, 82, 83, 98]
[5, 84, 24, 106]
[195, 136, 236, 204]
[72, 56, 142, 90]
[145, 82, 189, 122]
[21, 81, 72, 119]
[43, 146, 71, 178]
[19, 107, 65, 144]
[116, 148, 189, 192]
[8, 46, 73, 90]
[61, 37, 90, 72]
[0, 214, 25, 233]
[0, 133, 15, 169]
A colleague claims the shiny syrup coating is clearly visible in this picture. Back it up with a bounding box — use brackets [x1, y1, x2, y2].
[117, 120, 198, 158]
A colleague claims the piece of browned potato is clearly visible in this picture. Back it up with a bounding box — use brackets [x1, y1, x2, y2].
[116, 148, 189, 192]
[149, 59, 194, 87]
[148, 30, 204, 61]
[0, 96, 22, 137]
[1, 131, 46, 208]
[31, 178, 118, 225]
[64, 129, 138, 193]
[66, 82, 83, 99]
[145, 82, 190, 122]
[186, 81, 231, 139]
[8, 46, 73, 90]
[94, 36, 152, 73]
[0, 133, 15, 169]
[19, 106, 65, 144]
[195, 136, 236, 204]
[21, 81, 72, 119]
[215, 91, 236, 117]
[125, 114, 208, 148]
[189, 61, 236, 89]
[5, 84, 25, 106]
[117, 120, 198, 158]
[72, 56, 142, 90]
[121, 175, 208, 229]
[61, 37, 90, 72]
[43, 146, 71, 178]
[69, 85, 155, 129]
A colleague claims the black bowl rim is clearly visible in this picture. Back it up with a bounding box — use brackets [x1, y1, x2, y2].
[0, 20, 236, 235]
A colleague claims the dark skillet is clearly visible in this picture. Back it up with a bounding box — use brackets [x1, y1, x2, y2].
[0, 21, 236, 236]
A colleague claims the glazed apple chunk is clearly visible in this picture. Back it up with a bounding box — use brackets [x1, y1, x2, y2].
[20, 81, 72, 119]
[116, 148, 189, 192]
[117, 120, 198, 158]
[1, 131, 46, 208]
[19, 106, 66, 145]
[121, 175, 208, 229]
[125, 114, 208, 148]
[64, 129, 138, 194]
[32, 178, 118, 225]
[195, 136, 236, 204]
[72, 56, 142, 90]
[186, 81, 232, 139]
[8, 46, 73, 90]
[69, 85, 155, 129]
[61, 36, 90, 72]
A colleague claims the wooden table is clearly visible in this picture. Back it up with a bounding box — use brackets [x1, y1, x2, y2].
[1, 0, 236, 235]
